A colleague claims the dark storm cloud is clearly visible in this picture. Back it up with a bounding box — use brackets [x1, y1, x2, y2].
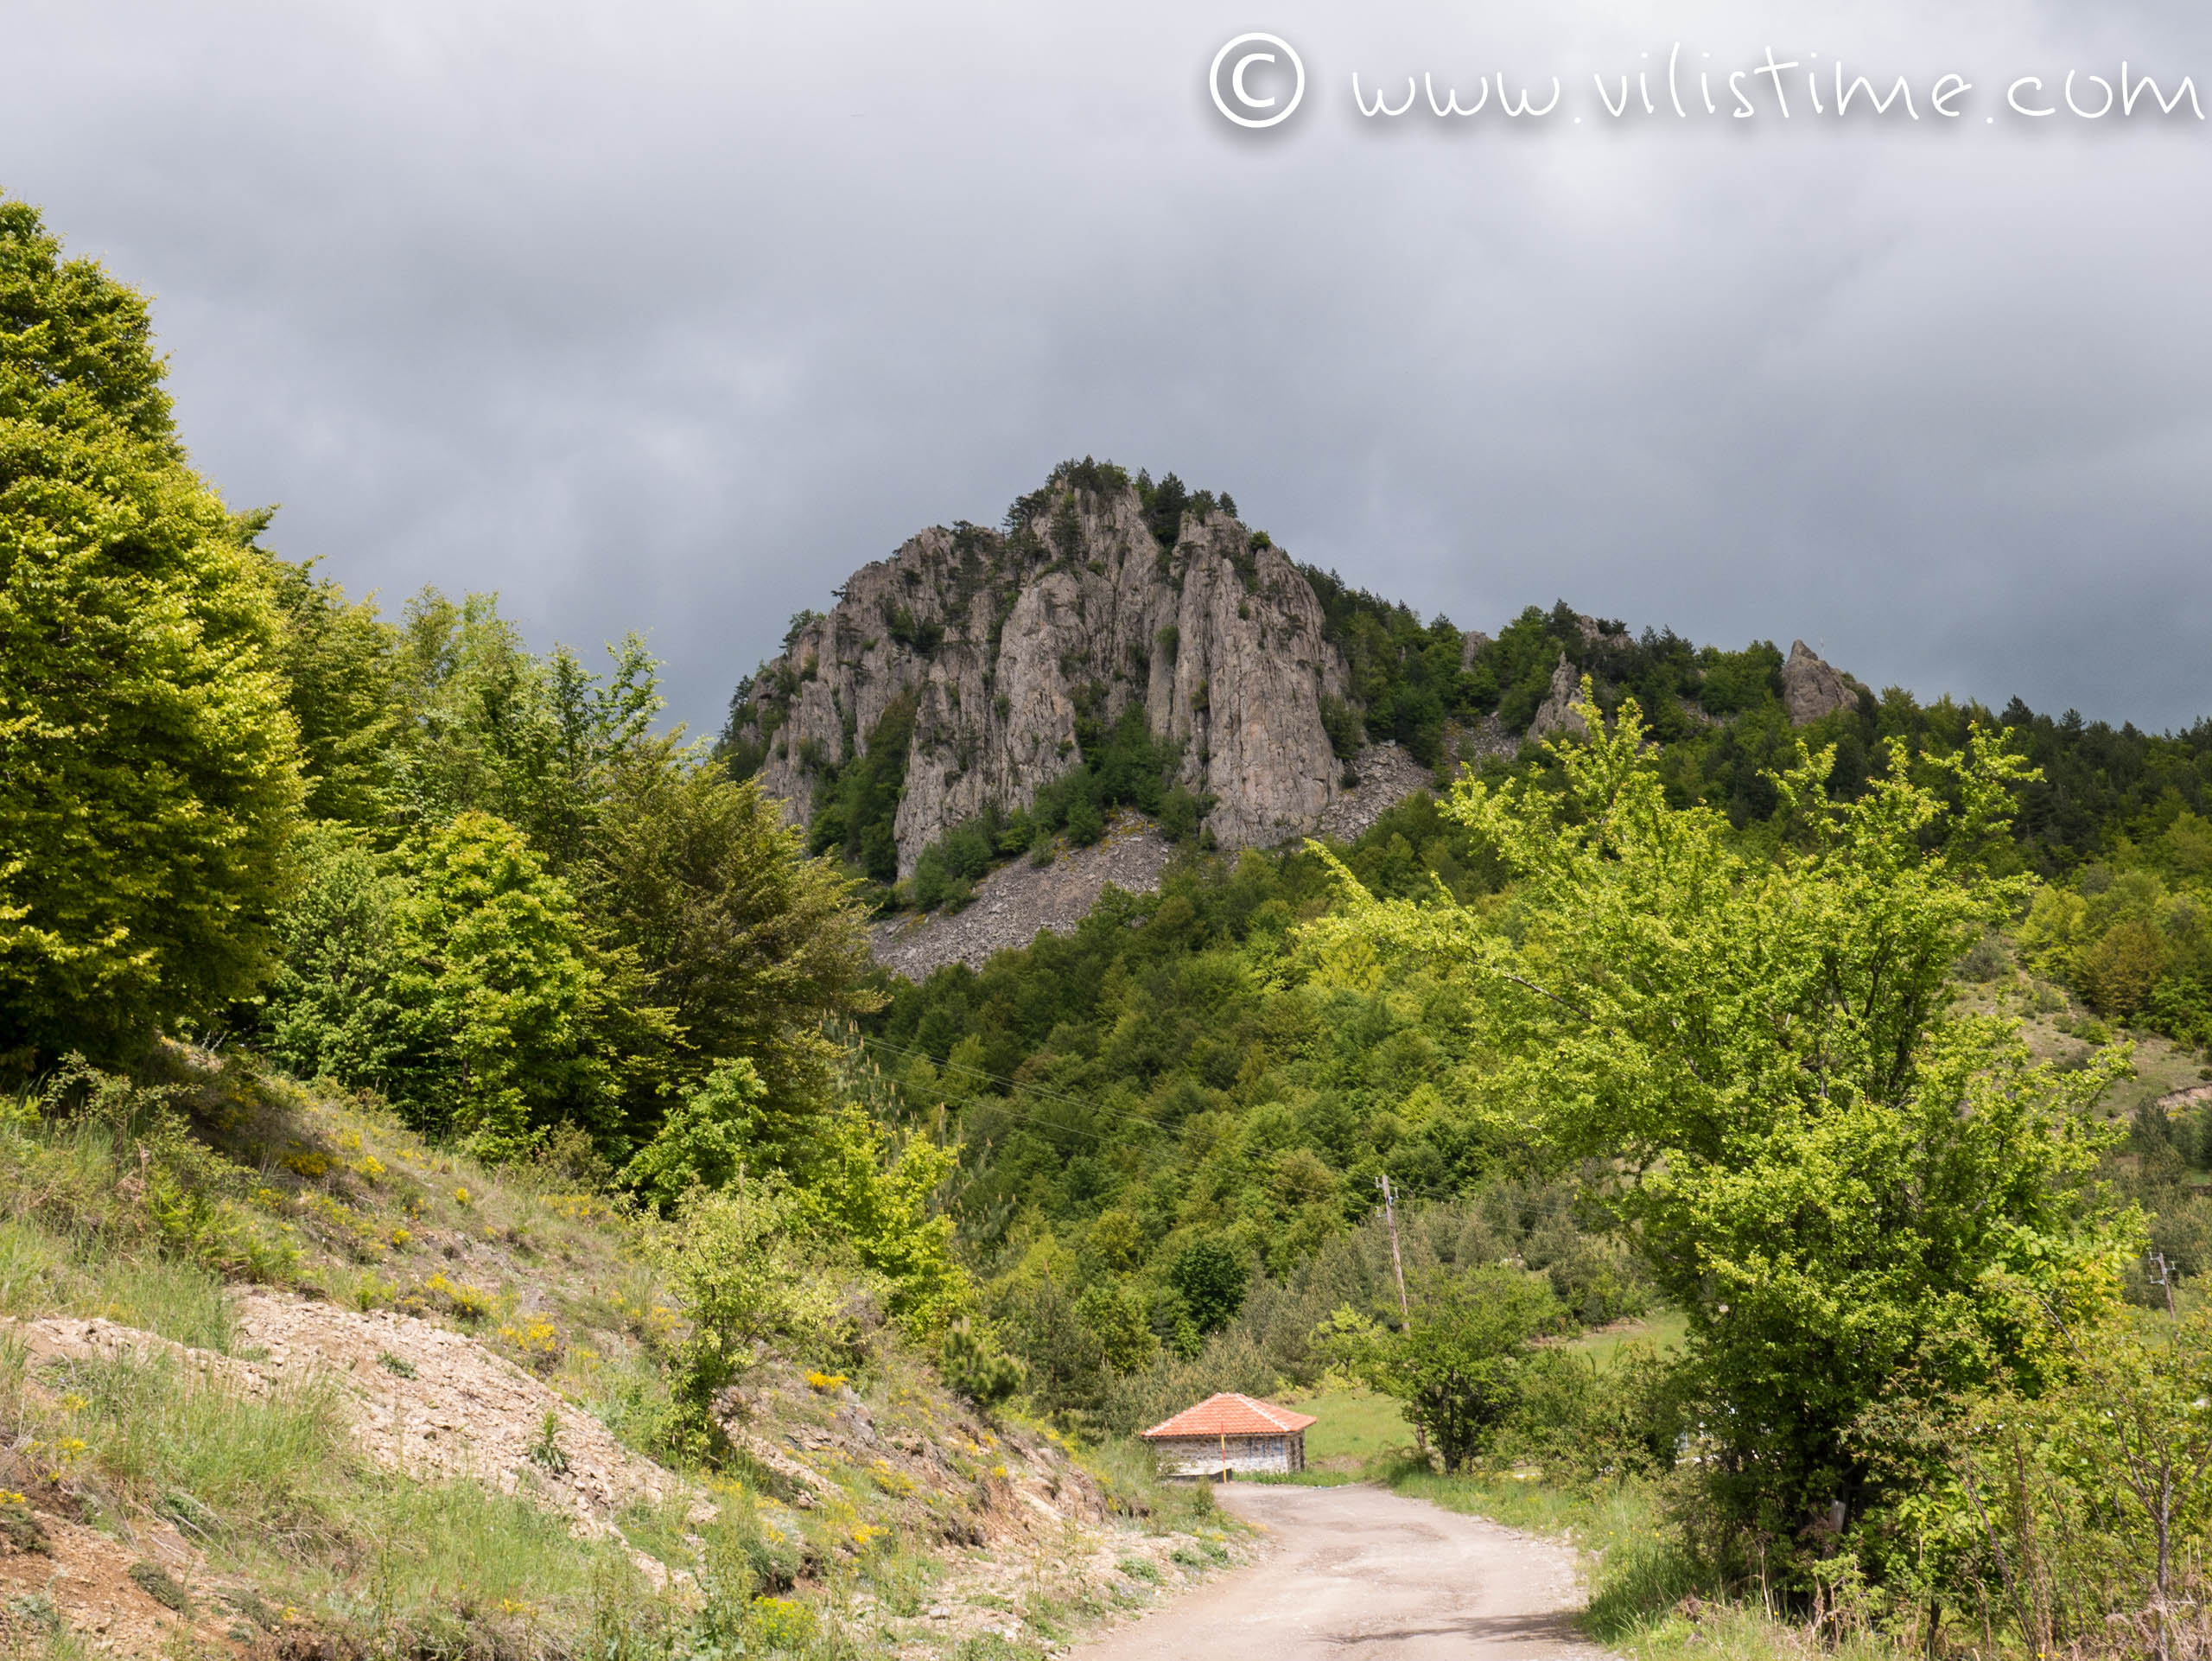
[4, 0, 2208, 732]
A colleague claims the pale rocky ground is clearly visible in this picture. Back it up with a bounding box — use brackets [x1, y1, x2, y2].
[0, 1505, 245, 1660]
[6, 1293, 693, 1543]
[872, 812, 1178, 977]
[871, 741, 1442, 979]
[1071, 1482, 1607, 1661]
[1, 1295, 1242, 1658]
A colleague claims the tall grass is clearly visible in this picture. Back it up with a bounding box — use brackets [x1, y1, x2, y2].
[0, 1217, 237, 1352]
[1073, 1431, 1222, 1535]
[8, 1344, 640, 1652]
[45, 1351, 343, 1548]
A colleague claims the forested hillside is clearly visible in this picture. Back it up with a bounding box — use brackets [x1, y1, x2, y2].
[9, 185, 2212, 1661]
[5, 191, 1205, 1658]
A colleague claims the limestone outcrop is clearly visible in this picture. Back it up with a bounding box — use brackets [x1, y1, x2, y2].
[730, 475, 1356, 875]
[728, 467, 1875, 887]
[1526, 652, 1590, 741]
[1782, 640, 1861, 726]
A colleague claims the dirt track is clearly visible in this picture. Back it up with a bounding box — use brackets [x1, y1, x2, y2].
[1071, 1482, 1608, 1661]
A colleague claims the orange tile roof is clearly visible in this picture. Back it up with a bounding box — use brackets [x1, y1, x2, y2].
[1139, 1392, 1318, 1439]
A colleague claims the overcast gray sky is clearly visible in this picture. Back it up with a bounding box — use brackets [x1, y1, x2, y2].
[6, 1, 2207, 734]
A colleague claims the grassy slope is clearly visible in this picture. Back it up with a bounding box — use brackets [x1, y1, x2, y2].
[0, 1047, 1232, 1660]
[1569, 1308, 1691, 1366]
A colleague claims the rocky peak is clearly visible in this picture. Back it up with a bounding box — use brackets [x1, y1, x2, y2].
[1526, 651, 1589, 740]
[1782, 640, 1861, 726]
[729, 468, 1354, 875]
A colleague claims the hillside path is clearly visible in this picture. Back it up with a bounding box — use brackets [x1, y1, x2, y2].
[1070, 1481, 1609, 1661]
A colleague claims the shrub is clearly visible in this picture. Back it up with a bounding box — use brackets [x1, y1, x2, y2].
[1859, 1307, 2212, 1661]
[621, 1057, 767, 1208]
[1167, 1239, 1247, 1335]
[1503, 1341, 1684, 1484]
[384, 811, 668, 1159]
[938, 1318, 1025, 1409]
[1065, 795, 1106, 847]
[1319, 694, 1363, 762]
[1317, 1267, 1561, 1472]
[645, 1185, 831, 1450]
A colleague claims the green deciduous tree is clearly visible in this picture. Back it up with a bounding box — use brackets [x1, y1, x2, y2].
[1168, 1238, 1248, 1335]
[586, 740, 878, 1109]
[0, 196, 303, 1064]
[1077, 1281, 1161, 1375]
[387, 589, 660, 869]
[620, 1055, 768, 1207]
[1317, 1266, 1560, 1470]
[1305, 687, 2132, 1549]
[382, 811, 671, 1158]
[259, 821, 410, 1085]
[267, 552, 406, 830]
[790, 1104, 970, 1333]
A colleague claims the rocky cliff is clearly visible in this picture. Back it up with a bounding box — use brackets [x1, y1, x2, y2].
[1782, 640, 1864, 725]
[726, 464, 1877, 888]
[729, 468, 1356, 875]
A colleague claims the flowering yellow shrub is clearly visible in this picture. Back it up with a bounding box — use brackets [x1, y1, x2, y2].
[29, 1437, 86, 1482]
[745, 1597, 815, 1647]
[498, 1314, 561, 1368]
[421, 1271, 493, 1321]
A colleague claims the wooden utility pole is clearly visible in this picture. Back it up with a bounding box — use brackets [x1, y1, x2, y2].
[1378, 1173, 1410, 1331]
[1378, 1173, 1427, 1459]
[2151, 1251, 2179, 1321]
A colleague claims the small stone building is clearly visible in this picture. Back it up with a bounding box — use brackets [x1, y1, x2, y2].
[1140, 1392, 1315, 1478]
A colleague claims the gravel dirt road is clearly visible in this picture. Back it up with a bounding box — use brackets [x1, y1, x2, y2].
[1071, 1481, 1609, 1660]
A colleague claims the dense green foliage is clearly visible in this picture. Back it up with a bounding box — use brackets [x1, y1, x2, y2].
[0, 197, 304, 1065]
[1309, 688, 2131, 1551]
[251, 590, 878, 1164]
[805, 690, 916, 881]
[2018, 809, 2212, 1051]
[1299, 582, 1796, 767]
[865, 790, 1658, 1435]
[1319, 1266, 1564, 1470]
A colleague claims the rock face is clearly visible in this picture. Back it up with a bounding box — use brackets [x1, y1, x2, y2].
[728, 467, 1878, 892]
[732, 476, 1356, 875]
[1526, 652, 1589, 741]
[1782, 640, 1860, 726]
